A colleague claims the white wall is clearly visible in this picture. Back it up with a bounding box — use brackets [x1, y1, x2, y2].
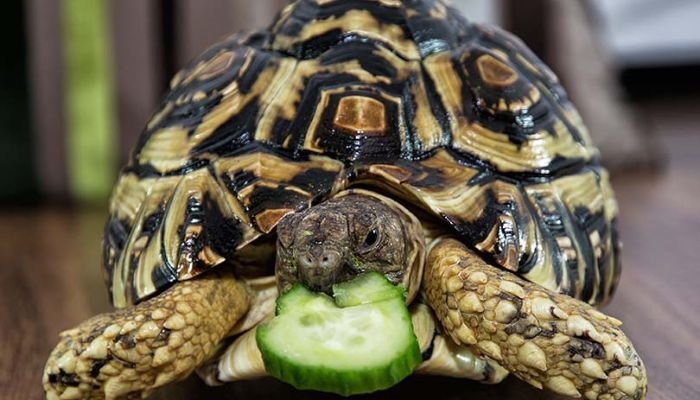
[592, 0, 700, 66]
[452, 0, 502, 24]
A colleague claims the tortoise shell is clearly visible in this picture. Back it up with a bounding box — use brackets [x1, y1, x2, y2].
[104, 0, 620, 308]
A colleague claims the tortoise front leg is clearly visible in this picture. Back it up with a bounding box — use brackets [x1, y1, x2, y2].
[424, 238, 647, 399]
[43, 269, 249, 400]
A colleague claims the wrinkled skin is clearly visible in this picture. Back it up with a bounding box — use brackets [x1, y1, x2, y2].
[276, 195, 410, 293]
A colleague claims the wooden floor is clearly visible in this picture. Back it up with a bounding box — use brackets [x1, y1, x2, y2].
[1, 100, 698, 399]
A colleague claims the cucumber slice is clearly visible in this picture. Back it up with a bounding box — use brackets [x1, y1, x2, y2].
[256, 272, 421, 395]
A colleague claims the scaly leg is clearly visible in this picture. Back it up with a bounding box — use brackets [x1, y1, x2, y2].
[43, 269, 249, 400]
[424, 238, 647, 399]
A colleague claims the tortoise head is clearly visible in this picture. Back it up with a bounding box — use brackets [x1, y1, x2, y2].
[275, 190, 425, 303]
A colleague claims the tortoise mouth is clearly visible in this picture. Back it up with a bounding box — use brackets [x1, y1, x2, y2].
[298, 264, 351, 295]
[287, 258, 369, 295]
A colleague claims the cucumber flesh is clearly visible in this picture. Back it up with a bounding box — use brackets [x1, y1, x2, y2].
[332, 272, 404, 307]
[256, 272, 421, 395]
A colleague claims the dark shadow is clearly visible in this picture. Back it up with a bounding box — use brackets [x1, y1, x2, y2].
[0, 0, 37, 203]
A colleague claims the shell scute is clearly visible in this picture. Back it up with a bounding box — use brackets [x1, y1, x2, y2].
[106, 0, 619, 306]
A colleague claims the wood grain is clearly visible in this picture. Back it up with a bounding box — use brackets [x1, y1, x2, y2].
[1, 102, 698, 399]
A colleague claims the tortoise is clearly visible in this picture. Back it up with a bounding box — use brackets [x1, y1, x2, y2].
[44, 0, 647, 398]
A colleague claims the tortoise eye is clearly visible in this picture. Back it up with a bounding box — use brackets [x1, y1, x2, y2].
[361, 227, 380, 251]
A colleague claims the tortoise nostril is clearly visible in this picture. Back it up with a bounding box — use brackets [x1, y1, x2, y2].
[297, 249, 342, 271]
[298, 254, 315, 270]
[318, 251, 340, 269]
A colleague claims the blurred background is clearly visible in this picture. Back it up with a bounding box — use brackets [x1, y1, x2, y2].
[4, 0, 699, 205]
[1, 1, 700, 399]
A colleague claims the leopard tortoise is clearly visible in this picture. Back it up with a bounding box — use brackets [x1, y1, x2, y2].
[44, 0, 646, 399]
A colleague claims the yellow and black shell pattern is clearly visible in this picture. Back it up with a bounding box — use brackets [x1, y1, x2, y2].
[104, 0, 621, 308]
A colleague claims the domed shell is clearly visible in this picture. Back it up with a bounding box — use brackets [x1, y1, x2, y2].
[104, 0, 620, 308]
